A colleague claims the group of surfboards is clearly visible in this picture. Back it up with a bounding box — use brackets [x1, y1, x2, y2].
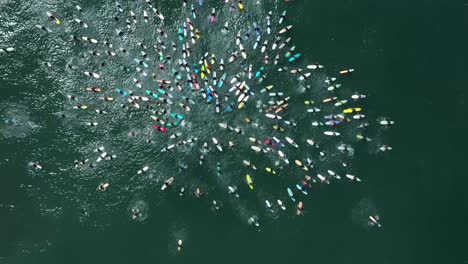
[28, 0, 394, 243]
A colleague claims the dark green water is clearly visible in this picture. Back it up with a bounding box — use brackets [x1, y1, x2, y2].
[1, 0, 467, 263]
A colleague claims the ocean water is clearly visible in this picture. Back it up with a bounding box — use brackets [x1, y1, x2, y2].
[0, 0, 466, 263]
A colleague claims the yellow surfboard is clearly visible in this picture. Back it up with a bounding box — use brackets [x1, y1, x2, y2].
[201, 65, 205, 79]
[204, 60, 211, 74]
[343, 107, 362, 114]
[246, 174, 254, 190]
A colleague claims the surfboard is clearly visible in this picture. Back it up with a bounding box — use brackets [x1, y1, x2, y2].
[246, 174, 254, 190]
[296, 184, 308, 195]
[277, 199, 286, 210]
[287, 188, 296, 202]
[251, 146, 261, 152]
[161, 177, 174, 190]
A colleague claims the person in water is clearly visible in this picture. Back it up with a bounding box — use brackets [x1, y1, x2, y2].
[195, 188, 203, 198]
[131, 208, 142, 220]
[97, 183, 109, 191]
[177, 239, 183, 251]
